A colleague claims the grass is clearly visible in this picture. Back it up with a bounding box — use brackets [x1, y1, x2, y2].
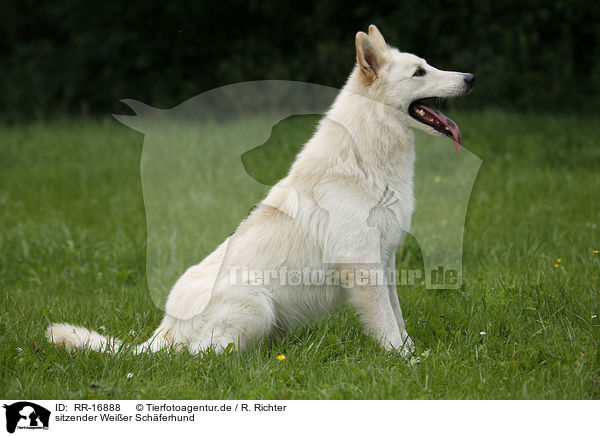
[1, 110, 599, 399]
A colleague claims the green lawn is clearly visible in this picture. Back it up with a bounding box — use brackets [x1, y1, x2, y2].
[1, 110, 599, 399]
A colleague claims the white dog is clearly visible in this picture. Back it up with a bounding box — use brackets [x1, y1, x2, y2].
[47, 25, 474, 357]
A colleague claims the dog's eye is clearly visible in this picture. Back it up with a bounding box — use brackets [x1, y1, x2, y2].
[413, 67, 426, 77]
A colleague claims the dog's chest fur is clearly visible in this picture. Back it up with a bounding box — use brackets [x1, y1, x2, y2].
[294, 90, 417, 258]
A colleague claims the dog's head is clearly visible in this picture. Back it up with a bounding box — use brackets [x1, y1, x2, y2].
[354, 25, 474, 151]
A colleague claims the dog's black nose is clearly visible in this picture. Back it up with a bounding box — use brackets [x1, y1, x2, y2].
[464, 73, 475, 88]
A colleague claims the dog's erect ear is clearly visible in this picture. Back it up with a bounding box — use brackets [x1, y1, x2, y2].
[356, 31, 382, 82]
[368, 25, 387, 51]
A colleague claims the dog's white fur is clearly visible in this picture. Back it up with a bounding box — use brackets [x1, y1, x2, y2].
[47, 25, 472, 357]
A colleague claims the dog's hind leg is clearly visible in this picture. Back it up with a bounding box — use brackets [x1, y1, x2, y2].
[186, 286, 276, 354]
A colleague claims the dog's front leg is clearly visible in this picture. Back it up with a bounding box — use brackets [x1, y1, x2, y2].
[387, 253, 415, 354]
[346, 269, 409, 355]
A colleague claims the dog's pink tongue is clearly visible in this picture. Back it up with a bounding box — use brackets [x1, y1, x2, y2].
[414, 104, 462, 152]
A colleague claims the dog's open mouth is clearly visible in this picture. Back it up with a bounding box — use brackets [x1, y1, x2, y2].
[409, 99, 462, 151]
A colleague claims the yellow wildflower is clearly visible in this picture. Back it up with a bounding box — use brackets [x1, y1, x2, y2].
[277, 354, 286, 361]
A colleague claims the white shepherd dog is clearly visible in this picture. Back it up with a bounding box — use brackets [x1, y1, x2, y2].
[47, 25, 474, 357]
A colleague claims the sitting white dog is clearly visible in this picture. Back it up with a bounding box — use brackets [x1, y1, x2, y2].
[47, 25, 474, 356]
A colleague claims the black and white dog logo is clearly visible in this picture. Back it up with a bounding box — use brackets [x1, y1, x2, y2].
[3, 402, 50, 433]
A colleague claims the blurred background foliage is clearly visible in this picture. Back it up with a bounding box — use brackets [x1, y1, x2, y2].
[1, 0, 599, 120]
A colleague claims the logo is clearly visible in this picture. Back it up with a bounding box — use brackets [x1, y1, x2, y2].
[113, 81, 481, 316]
[3, 402, 50, 433]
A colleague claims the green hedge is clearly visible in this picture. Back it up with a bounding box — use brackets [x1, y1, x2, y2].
[1, 0, 598, 119]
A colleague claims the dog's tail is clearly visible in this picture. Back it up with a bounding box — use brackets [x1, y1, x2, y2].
[46, 323, 123, 353]
[46, 322, 172, 354]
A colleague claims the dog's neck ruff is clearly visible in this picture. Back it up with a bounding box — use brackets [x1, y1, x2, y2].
[324, 85, 416, 182]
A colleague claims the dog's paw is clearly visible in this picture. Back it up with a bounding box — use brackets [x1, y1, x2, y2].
[399, 335, 415, 356]
[383, 336, 415, 358]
